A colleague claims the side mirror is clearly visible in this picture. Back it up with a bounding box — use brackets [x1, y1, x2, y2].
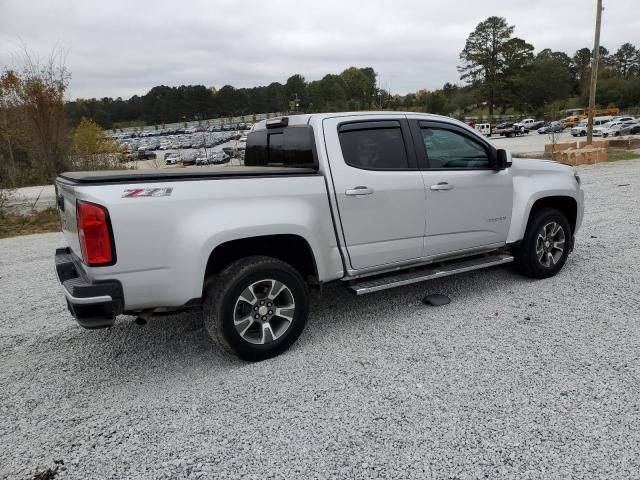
[495, 149, 511, 171]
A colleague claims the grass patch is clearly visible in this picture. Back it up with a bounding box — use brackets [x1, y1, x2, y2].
[0, 207, 60, 239]
[607, 150, 640, 162]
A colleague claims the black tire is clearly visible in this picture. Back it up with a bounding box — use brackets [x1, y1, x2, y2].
[514, 208, 572, 279]
[203, 256, 309, 361]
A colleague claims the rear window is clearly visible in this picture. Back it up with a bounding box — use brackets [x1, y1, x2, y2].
[338, 121, 409, 170]
[245, 126, 317, 169]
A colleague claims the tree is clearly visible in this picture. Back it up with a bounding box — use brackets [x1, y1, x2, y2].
[511, 56, 572, 111]
[285, 74, 306, 109]
[458, 16, 531, 116]
[0, 71, 21, 186]
[459, 18, 514, 115]
[612, 43, 639, 77]
[499, 37, 534, 110]
[0, 48, 71, 183]
[71, 117, 122, 171]
[572, 47, 593, 95]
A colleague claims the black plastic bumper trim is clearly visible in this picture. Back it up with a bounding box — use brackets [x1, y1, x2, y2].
[55, 247, 124, 329]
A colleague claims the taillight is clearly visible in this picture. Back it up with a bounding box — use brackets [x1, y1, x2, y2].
[76, 200, 115, 266]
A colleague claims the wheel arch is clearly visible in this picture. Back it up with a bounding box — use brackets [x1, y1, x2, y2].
[203, 234, 319, 293]
[527, 196, 578, 235]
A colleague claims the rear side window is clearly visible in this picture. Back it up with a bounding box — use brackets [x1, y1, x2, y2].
[245, 126, 316, 168]
[338, 122, 409, 170]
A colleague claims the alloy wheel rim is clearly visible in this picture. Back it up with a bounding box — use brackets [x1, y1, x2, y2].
[233, 279, 295, 345]
[535, 222, 566, 268]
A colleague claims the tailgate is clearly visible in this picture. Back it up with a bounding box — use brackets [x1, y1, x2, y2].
[55, 179, 82, 258]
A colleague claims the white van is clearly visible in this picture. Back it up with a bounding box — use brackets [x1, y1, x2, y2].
[474, 123, 491, 136]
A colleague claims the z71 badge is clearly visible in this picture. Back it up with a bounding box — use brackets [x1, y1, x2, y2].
[122, 187, 173, 198]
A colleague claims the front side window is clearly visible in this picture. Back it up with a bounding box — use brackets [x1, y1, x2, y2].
[421, 127, 490, 169]
[339, 125, 409, 170]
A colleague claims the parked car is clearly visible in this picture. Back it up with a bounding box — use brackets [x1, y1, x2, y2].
[210, 151, 231, 164]
[570, 116, 614, 137]
[593, 121, 623, 137]
[537, 122, 564, 134]
[612, 116, 635, 123]
[55, 112, 584, 361]
[513, 118, 544, 132]
[195, 150, 211, 165]
[165, 152, 180, 165]
[137, 150, 157, 160]
[601, 119, 635, 137]
[570, 121, 588, 137]
[620, 120, 640, 136]
[181, 151, 198, 166]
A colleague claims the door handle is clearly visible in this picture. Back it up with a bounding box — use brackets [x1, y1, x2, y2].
[430, 182, 454, 191]
[345, 186, 374, 196]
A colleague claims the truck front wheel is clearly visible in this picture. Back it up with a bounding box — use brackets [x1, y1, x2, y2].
[203, 256, 309, 361]
[514, 208, 571, 279]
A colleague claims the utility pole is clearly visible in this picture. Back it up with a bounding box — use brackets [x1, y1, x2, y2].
[586, 0, 603, 145]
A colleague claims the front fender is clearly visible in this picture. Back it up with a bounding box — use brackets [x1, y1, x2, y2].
[507, 159, 583, 243]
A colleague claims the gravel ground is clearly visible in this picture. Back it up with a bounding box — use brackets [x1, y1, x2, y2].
[1, 160, 639, 480]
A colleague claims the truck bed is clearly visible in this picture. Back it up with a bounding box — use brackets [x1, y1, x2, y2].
[58, 166, 319, 184]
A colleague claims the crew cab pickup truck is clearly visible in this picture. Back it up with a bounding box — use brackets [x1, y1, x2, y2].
[513, 118, 544, 133]
[54, 112, 584, 360]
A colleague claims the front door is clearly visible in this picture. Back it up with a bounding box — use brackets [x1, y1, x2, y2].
[323, 116, 427, 270]
[412, 120, 513, 258]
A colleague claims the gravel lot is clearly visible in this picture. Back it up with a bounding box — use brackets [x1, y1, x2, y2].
[1, 160, 639, 479]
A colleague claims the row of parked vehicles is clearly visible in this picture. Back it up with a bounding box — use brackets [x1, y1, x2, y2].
[473, 114, 639, 138]
[165, 150, 232, 166]
[570, 116, 640, 138]
[118, 131, 240, 153]
[475, 119, 560, 137]
[112, 123, 253, 140]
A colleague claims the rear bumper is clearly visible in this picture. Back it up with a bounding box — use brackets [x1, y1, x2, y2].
[55, 247, 124, 329]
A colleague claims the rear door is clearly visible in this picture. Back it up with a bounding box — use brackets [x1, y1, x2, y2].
[410, 119, 513, 258]
[323, 116, 426, 271]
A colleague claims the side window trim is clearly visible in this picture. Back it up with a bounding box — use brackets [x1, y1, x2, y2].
[411, 120, 497, 171]
[337, 118, 419, 171]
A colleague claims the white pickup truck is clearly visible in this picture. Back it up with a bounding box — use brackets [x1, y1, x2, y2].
[54, 112, 584, 360]
[513, 118, 545, 133]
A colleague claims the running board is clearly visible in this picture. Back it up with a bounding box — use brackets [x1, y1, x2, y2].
[347, 254, 514, 295]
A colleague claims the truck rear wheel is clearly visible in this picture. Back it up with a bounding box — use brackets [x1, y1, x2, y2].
[514, 208, 571, 279]
[203, 256, 309, 361]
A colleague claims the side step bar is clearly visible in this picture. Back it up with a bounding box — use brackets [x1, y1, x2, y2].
[347, 254, 514, 295]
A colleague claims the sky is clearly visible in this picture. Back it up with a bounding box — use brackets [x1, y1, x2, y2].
[1, 0, 638, 100]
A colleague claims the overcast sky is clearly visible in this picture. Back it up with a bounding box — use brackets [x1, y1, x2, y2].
[1, 0, 638, 100]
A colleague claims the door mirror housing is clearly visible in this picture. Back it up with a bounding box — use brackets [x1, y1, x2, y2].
[495, 149, 512, 170]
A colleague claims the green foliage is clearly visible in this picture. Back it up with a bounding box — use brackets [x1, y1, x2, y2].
[66, 67, 378, 126]
[458, 16, 533, 115]
[510, 54, 573, 112]
[70, 117, 124, 171]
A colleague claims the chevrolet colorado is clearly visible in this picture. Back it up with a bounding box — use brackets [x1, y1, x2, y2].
[54, 112, 584, 360]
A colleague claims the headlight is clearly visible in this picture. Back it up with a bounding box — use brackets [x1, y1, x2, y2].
[574, 171, 581, 185]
